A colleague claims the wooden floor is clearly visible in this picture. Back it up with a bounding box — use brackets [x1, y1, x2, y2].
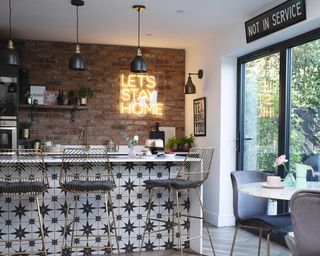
[123, 225, 291, 256]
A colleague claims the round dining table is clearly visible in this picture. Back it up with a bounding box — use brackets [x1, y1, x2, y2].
[238, 181, 320, 200]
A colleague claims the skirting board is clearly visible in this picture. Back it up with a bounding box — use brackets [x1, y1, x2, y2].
[204, 209, 235, 227]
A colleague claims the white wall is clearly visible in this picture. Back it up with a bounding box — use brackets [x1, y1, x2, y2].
[185, 0, 320, 227]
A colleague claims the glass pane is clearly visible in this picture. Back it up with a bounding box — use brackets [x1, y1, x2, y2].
[290, 39, 320, 177]
[243, 52, 280, 170]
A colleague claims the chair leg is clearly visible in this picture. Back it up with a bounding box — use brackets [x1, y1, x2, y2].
[108, 191, 120, 255]
[267, 231, 271, 256]
[61, 192, 72, 256]
[171, 188, 175, 248]
[104, 193, 112, 249]
[140, 188, 154, 254]
[175, 190, 184, 256]
[36, 195, 47, 256]
[196, 188, 216, 256]
[229, 225, 239, 256]
[257, 229, 262, 256]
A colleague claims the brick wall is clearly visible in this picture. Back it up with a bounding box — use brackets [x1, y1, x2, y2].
[19, 40, 185, 145]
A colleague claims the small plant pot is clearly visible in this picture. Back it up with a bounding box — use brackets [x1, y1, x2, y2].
[33, 142, 40, 152]
[22, 129, 30, 139]
[171, 143, 180, 152]
[80, 97, 87, 106]
[181, 143, 191, 152]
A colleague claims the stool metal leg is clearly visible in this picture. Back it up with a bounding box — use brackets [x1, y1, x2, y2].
[36, 195, 47, 256]
[175, 190, 184, 256]
[108, 191, 120, 255]
[61, 192, 72, 256]
[196, 188, 216, 256]
[171, 188, 176, 248]
[70, 193, 78, 254]
[140, 188, 154, 254]
[104, 193, 112, 250]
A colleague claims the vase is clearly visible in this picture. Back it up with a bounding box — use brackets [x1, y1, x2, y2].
[128, 147, 136, 158]
[284, 172, 296, 188]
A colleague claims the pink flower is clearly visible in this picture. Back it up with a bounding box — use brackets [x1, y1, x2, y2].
[275, 154, 288, 166]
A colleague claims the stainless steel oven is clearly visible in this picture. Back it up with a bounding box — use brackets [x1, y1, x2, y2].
[0, 119, 17, 150]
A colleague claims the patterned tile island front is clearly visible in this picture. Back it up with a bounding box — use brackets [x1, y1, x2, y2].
[0, 155, 203, 255]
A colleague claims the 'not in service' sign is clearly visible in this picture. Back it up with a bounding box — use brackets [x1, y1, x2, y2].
[245, 0, 306, 43]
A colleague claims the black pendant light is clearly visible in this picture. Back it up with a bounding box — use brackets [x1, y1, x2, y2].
[131, 5, 147, 73]
[2, 0, 20, 66]
[185, 69, 203, 94]
[69, 0, 86, 70]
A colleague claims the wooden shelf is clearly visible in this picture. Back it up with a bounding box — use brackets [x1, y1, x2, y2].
[20, 104, 87, 122]
[20, 104, 87, 110]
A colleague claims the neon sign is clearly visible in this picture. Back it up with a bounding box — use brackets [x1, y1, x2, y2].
[119, 74, 164, 115]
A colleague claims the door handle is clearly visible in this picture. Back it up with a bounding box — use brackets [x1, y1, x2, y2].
[244, 138, 253, 141]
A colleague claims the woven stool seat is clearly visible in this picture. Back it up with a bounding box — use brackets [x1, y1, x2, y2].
[144, 178, 204, 189]
[63, 179, 114, 192]
[0, 181, 47, 194]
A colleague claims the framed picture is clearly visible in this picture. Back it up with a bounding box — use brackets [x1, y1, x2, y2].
[44, 91, 59, 105]
[30, 85, 46, 105]
[193, 97, 206, 136]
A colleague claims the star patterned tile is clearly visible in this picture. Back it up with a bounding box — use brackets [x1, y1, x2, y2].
[0, 161, 195, 254]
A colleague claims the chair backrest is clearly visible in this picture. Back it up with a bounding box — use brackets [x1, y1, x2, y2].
[0, 149, 48, 192]
[290, 190, 320, 256]
[230, 171, 268, 221]
[59, 147, 115, 189]
[176, 147, 214, 185]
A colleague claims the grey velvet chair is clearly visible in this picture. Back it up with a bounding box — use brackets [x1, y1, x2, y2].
[141, 147, 216, 255]
[285, 190, 320, 256]
[230, 171, 292, 256]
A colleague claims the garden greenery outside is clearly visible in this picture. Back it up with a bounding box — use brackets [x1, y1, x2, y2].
[244, 38, 320, 172]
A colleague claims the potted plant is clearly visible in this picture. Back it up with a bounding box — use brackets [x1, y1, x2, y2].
[78, 87, 94, 106]
[166, 136, 182, 152]
[33, 139, 41, 152]
[68, 90, 77, 105]
[21, 122, 32, 139]
[181, 134, 194, 152]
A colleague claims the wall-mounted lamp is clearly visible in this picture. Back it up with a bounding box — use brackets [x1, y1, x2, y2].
[184, 69, 203, 94]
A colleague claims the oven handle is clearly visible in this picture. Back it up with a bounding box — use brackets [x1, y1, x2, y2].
[0, 127, 17, 150]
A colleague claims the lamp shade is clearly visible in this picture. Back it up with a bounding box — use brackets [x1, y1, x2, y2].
[184, 76, 196, 94]
[2, 40, 20, 66]
[69, 44, 86, 70]
[131, 50, 147, 73]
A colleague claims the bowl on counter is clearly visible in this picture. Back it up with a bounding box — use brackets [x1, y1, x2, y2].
[42, 144, 63, 153]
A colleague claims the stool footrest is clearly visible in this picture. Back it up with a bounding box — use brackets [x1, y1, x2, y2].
[3, 250, 46, 256]
[62, 245, 112, 249]
[0, 238, 43, 243]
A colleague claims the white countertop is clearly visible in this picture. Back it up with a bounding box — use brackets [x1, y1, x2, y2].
[43, 154, 185, 163]
[238, 181, 320, 201]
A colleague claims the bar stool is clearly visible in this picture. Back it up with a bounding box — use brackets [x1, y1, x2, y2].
[59, 148, 119, 255]
[0, 149, 49, 256]
[140, 147, 215, 255]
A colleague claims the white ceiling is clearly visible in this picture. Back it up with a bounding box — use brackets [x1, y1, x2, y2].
[0, 0, 283, 49]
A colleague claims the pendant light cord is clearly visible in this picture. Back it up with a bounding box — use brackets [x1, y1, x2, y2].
[138, 8, 140, 48]
[76, 5, 79, 44]
[8, 0, 12, 39]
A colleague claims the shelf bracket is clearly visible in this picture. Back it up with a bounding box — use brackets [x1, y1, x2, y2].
[30, 105, 35, 122]
[71, 107, 76, 122]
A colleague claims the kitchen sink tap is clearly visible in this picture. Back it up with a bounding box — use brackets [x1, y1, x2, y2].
[80, 127, 89, 148]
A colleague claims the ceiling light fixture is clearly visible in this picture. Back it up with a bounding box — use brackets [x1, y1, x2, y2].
[2, 0, 20, 66]
[185, 69, 203, 94]
[131, 5, 147, 73]
[69, 0, 86, 70]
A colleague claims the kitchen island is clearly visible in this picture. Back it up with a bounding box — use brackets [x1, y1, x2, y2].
[0, 153, 203, 255]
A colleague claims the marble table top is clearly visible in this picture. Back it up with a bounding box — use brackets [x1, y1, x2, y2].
[238, 181, 320, 200]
